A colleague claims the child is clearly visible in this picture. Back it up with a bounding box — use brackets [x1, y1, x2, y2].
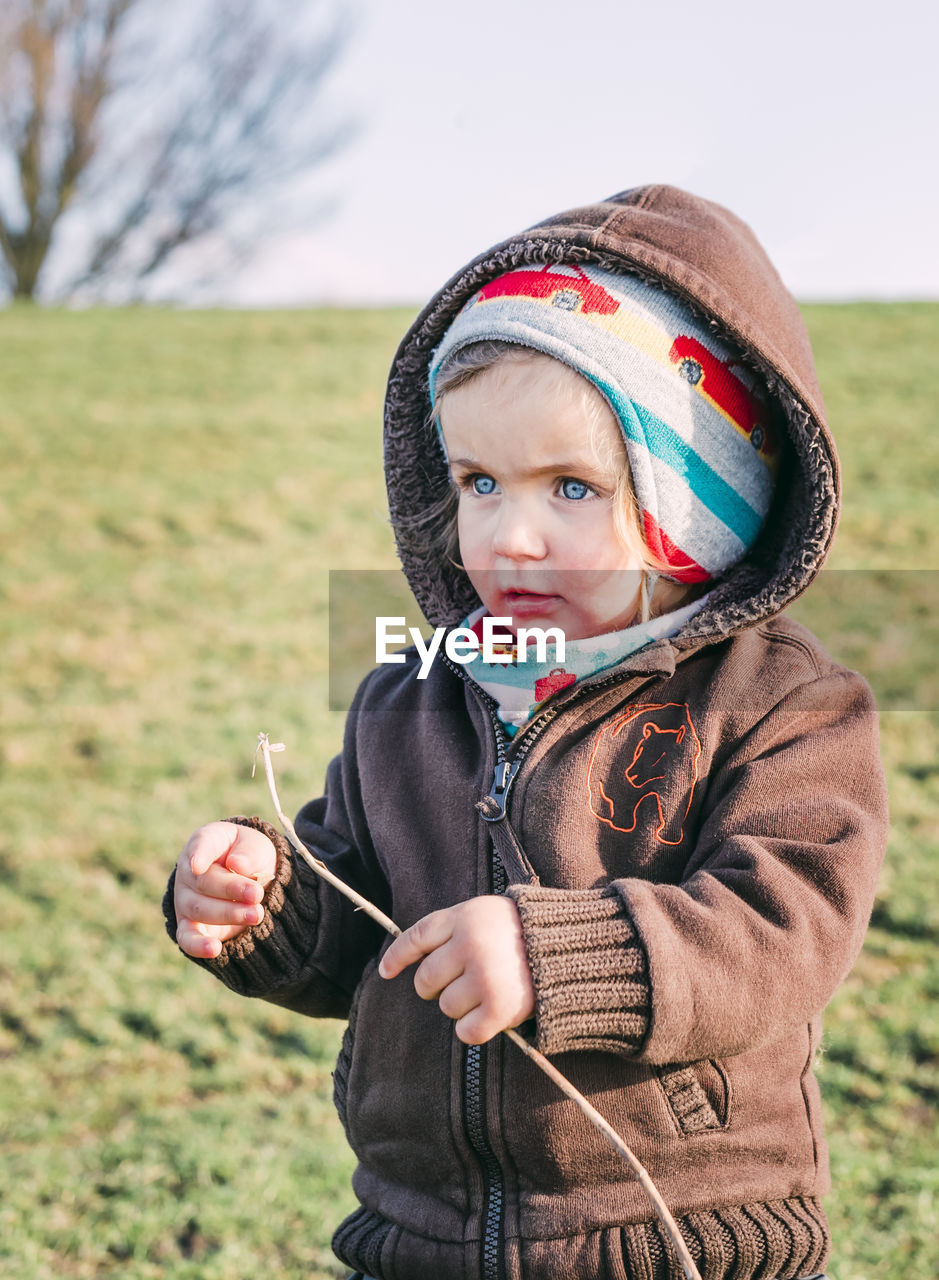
[165, 184, 887, 1280]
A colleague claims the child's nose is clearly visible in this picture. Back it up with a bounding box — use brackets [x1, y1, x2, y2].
[491, 502, 548, 561]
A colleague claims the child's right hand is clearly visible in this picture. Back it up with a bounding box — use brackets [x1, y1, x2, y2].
[173, 821, 278, 959]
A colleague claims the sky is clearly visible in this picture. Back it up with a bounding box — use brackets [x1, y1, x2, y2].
[218, 0, 938, 305]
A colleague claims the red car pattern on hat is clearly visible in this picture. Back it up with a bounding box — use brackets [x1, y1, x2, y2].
[475, 264, 620, 316]
[669, 335, 776, 465]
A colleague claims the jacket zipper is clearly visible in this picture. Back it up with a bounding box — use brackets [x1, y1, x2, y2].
[441, 655, 510, 1278]
[445, 661, 577, 1277]
[469, 690, 510, 1280]
[464, 1038, 505, 1280]
[443, 654, 660, 1279]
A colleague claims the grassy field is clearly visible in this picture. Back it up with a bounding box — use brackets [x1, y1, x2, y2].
[0, 302, 936, 1279]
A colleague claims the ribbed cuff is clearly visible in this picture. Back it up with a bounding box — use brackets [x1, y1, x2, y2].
[161, 815, 319, 996]
[505, 884, 651, 1057]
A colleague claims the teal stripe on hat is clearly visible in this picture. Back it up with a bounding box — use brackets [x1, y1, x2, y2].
[595, 377, 765, 547]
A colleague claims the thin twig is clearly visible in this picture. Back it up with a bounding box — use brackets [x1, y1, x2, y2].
[253, 735, 400, 939]
[254, 732, 701, 1280]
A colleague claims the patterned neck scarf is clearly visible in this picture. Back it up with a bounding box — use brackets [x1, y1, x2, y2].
[461, 597, 709, 736]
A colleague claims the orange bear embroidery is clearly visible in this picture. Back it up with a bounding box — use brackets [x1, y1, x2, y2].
[586, 702, 701, 845]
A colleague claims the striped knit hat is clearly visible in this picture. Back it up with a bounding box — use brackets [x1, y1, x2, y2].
[428, 262, 780, 583]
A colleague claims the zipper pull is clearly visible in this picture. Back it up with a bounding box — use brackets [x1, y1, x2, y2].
[478, 759, 520, 822]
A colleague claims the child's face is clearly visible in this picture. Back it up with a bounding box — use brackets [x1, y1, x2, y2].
[439, 354, 644, 640]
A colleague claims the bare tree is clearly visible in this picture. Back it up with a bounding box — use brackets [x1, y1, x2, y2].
[0, 0, 353, 301]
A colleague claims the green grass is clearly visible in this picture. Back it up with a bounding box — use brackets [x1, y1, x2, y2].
[1, 302, 937, 1278]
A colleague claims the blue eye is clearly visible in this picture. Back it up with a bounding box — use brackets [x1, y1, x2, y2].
[472, 475, 496, 495]
[560, 478, 591, 500]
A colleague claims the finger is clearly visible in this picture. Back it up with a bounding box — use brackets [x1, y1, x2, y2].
[224, 828, 278, 883]
[412, 946, 465, 1002]
[183, 822, 243, 877]
[379, 910, 455, 980]
[226, 851, 268, 881]
[436, 973, 481, 1022]
[177, 860, 264, 905]
[176, 917, 226, 960]
[454, 1004, 500, 1047]
[174, 884, 264, 929]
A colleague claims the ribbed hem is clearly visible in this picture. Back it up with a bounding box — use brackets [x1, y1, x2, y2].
[332, 1195, 829, 1279]
[333, 1206, 393, 1277]
[616, 1195, 831, 1280]
[161, 815, 319, 996]
[506, 884, 651, 1056]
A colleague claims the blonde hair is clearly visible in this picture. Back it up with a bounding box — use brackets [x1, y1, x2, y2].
[427, 341, 698, 622]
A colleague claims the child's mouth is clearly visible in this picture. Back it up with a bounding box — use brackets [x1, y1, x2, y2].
[502, 589, 562, 616]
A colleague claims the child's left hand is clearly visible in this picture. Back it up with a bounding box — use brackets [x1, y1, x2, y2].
[379, 896, 535, 1045]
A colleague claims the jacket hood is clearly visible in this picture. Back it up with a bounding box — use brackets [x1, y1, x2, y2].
[384, 184, 838, 640]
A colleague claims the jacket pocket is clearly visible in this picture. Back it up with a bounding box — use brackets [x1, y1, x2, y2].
[655, 1058, 730, 1134]
[333, 956, 378, 1138]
